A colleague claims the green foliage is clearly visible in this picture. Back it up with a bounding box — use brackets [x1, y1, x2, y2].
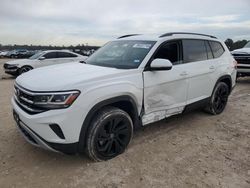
[224, 38, 249, 51]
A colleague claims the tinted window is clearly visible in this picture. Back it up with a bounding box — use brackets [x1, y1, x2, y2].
[154, 41, 181, 65]
[44, 52, 57, 59]
[57, 52, 77, 58]
[205, 41, 213, 59]
[209, 41, 225, 58]
[183, 40, 207, 63]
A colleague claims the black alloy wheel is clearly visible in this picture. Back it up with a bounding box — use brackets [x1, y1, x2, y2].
[86, 107, 133, 161]
[19, 66, 33, 75]
[205, 82, 229, 115]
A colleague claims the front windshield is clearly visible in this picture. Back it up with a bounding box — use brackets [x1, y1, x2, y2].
[86, 40, 156, 69]
[244, 41, 250, 48]
[29, 51, 44, 60]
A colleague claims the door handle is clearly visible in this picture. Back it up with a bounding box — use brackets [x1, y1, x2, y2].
[180, 71, 188, 76]
[209, 66, 215, 70]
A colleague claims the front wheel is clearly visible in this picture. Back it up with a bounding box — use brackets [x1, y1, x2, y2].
[204, 82, 229, 115]
[18, 66, 33, 75]
[85, 107, 133, 161]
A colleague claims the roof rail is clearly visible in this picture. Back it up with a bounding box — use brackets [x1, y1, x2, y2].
[159, 32, 217, 39]
[117, 34, 141, 39]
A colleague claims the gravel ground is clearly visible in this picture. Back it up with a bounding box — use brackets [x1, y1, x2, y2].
[0, 58, 249, 188]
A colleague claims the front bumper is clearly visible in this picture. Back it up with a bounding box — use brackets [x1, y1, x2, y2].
[11, 98, 84, 154]
[13, 110, 57, 151]
[4, 67, 18, 75]
[13, 113, 78, 154]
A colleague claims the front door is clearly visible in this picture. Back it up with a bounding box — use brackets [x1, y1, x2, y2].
[143, 40, 189, 125]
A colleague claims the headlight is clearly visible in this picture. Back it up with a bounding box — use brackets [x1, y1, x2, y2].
[33, 91, 80, 109]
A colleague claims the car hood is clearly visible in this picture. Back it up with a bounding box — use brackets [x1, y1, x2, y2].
[16, 62, 130, 91]
[231, 48, 250, 54]
[6, 59, 33, 66]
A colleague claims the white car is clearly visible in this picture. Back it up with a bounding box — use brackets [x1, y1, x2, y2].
[231, 41, 250, 77]
[0, 51, 9, 57]
[3, 50, 88, 76]
[12, 32, 237, 161]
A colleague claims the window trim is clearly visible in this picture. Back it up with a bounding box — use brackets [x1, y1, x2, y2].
[43, 52, 58, 59]
[57, 52, 78, 58]
[208, 40, 225, 59]
[205, 40, 214, 59]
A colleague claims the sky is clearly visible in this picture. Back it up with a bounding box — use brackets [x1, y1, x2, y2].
[0, 0, 250, 46]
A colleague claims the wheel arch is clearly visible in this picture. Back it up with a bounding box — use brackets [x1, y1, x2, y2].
[18, 65, 34, 75]
[78, 95, 142, 153]
[19, 65, 33, 69]
[216, 75, 232, 93]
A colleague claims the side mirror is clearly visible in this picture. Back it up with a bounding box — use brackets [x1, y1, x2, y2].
[150, 58, 173, 71]
[38, 56, 45, 60]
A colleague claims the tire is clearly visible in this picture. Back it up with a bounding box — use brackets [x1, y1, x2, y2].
[204, 82, 229, 115]
[85, 107, 133, 161]
[18, 66, 33, 75]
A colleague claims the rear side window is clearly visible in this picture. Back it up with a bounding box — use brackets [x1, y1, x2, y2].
[57, 52, 77, 58]
[154, 41, 182, 65]
[183, 39, 207, 63]
[209, 41, 225, 58]
[43, 52, 57, 59]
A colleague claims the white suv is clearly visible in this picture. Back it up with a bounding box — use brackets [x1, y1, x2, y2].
[4, 50, 87, 76]
[231, 41, 250, 77]
[12, 32, 237, 161]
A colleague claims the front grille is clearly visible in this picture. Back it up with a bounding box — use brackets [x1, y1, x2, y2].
[3, 63, 8, 69]
[237, 66, 250, 69]
[14, 84, 47, 115]
[233, 54, 250, 65]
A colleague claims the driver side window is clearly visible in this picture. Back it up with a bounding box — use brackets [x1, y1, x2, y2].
[154, 41, 182, 65]
[43, 52, 57, 59]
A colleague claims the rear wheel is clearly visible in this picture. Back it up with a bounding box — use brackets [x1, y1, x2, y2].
[204, 82, 229, 115]
[85, 107, 133, 161]
[18, 66, 33, 75]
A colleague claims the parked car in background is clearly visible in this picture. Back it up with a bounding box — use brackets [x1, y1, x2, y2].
[231, 41, 250, 77]
[11, 32, 236, 161]
[5, 50, 17, 58]
[15, 50, 37, 59]
[0, 51, 9, 57]
[3, 50, 88, 76]
[5, 49, 28, 58]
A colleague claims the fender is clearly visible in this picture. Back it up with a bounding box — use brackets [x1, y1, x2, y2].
[216, 75, 232, 93]
[77, 95, 142, 153]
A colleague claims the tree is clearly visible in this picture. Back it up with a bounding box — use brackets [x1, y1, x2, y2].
[225, 38, 233, 50]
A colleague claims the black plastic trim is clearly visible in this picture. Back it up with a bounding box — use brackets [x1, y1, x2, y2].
[118, 34, 141, 39]
[159, 32, 217, 39]
[237, 66, 250, 69]
[49, 124, 65, 139]
[183, 97, 210, 113]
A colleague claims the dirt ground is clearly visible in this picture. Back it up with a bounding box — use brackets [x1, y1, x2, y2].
[0, 58, 249, 188]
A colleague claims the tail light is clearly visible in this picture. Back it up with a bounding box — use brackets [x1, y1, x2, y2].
[233, 60, 237, 69]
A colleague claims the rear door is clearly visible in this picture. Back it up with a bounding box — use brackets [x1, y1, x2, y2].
[39, 52, 58, 67]
[182, 39, 216, 105]
[56, 52, 79, 64]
